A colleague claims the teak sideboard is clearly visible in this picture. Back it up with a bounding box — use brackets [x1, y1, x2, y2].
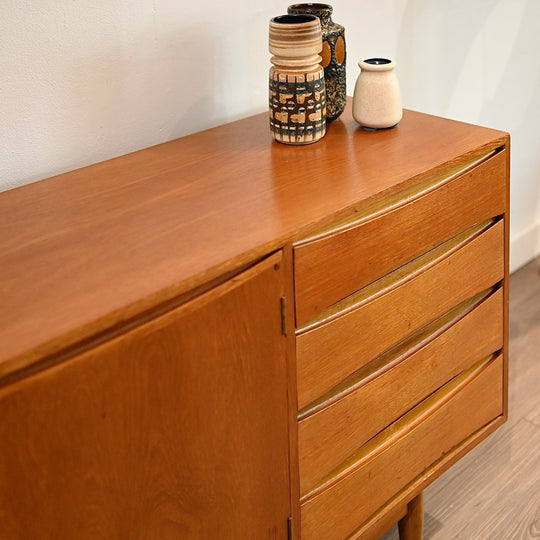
[0, 101, 509, 540]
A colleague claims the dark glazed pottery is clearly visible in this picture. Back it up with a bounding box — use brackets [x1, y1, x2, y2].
[287, 3, 346, 121]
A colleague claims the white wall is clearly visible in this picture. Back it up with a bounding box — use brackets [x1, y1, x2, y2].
[394, 0, 540, 272]
[1, 0, 539, 270]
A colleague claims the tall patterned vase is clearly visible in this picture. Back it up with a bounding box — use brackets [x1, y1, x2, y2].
[269, 14, 326, 145]
[287, 3, 346, 121]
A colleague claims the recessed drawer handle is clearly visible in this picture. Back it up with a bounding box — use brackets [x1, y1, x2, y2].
[296, 219, 505, 409]
[294, 149, 507, 327]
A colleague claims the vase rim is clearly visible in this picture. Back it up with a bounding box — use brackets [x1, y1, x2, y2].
[359, 57, 396, 71]
[271, 14, 318, 25]
[365, 58, 391, 65]
[288, 3, 333, 13]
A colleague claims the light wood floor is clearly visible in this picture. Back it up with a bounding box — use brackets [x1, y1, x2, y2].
[380, 256, 540, 539]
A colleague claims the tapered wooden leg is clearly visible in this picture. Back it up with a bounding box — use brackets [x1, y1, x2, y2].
[398, 492, 424, 540]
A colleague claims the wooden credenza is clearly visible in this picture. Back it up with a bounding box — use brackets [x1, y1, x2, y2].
[0, 102, 509, 539]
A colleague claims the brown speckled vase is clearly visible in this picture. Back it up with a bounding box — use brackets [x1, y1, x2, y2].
[269, 14, 326, 145]
[287, 4, 346, 121]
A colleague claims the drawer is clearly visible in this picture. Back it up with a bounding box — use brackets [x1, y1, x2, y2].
[300, 354, 504, 540]
[294, 149, 507, 327]
[298, 288, 503, 496]
[296, 219, 504, 409]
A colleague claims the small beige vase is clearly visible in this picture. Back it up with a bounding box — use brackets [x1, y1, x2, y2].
[269, 14, 326, 144]
[352, 58, 402, 129]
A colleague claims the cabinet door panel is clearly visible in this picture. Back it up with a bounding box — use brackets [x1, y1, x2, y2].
[0, 252, 290, 540]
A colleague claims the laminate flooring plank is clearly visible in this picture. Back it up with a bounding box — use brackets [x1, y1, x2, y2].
[424, 419, 540, 539]
[508, 257, 540, 307]
[510, 331, 540, 423]
[525, 403, 540, 429]
[379, 256, 540, 539]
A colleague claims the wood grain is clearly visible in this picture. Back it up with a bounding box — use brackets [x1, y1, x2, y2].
[348, 416, 505, 540]
[294, 149, 507, 326]
[0, 253, 290, 539]
[0, 102, 511, 540]
[398, 493, 424, 540]
[423, 419, 540, 539]
[300, 355, 504, 540]
[349, 502, 408, 540]
[298, 289, 503, 495]
[296, 220, 504, 409]
[0, 101, 509, 379]
[379, 258, 538, 540]
[422, 257, 540, 539]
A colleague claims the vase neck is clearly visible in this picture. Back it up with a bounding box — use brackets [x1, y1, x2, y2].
[315, 9, 332, 27]
[271, 54, 322, 72]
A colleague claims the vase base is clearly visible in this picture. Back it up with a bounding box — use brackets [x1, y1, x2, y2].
[272, 137, 323, 145]
[360, 123, 399, 131]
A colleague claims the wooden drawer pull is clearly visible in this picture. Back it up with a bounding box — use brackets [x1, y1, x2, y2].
[294, 149, 507, 327]
[298, 288, 503, 496]
[300, 354, 504, 540]
[296, 220, 504, 409]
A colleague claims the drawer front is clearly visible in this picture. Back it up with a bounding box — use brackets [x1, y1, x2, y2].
[298, 288, 503, 496]
[300, 354, 504, 540]
[296, 220, 504, 409]
[294, 150, 507, 327]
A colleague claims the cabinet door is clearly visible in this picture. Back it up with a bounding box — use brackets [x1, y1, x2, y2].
[0, 252, 290, 539]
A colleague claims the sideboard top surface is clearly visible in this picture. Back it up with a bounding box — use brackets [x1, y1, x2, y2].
[0, 100, 508, 376]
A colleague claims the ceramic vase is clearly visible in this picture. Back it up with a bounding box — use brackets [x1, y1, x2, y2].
[287, 3, 346, 121]
[352, 58, 402, 129]
[269, 14, 326, 145]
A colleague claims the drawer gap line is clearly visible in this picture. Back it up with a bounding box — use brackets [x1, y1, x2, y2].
[344, 414, 505, 540]
[297, 217, 500, 334]
[300, 353, 501, 503]
[298, 284, 501, 419]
